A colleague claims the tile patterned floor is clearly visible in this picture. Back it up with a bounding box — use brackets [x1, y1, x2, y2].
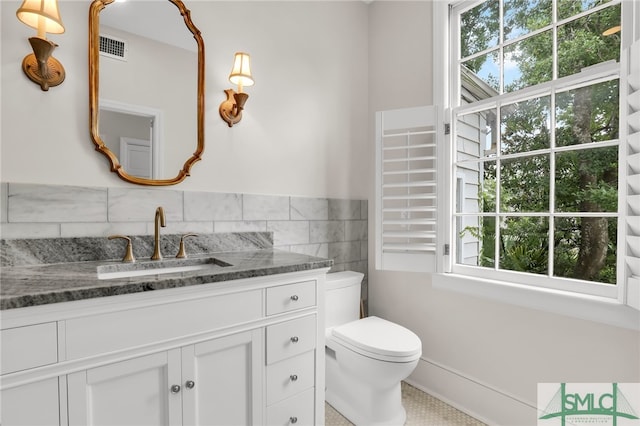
[325, 382, 486, 426]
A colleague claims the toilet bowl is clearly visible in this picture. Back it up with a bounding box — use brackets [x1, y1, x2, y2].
[325, 271, 422, 426]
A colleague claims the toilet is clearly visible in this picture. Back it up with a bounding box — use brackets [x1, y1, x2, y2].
[324, 271, 422, 426]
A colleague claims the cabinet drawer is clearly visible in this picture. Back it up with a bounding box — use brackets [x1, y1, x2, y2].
[65, 289, 262, 360]
[266, 281, 316, 316]
[266, 387, 314, 426]
[266, 350, 314, 406]
[1, 322, 57, 375]
[266, 315, 316, 365]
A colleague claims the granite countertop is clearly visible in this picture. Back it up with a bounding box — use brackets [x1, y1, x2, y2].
[0, 249, 333, 310]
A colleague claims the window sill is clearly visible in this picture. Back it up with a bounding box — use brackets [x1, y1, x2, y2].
[432, 273, 640, 331]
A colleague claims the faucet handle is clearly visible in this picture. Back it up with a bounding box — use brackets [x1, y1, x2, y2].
[108, 235, 136, 263]
[176, 233, 198, 259]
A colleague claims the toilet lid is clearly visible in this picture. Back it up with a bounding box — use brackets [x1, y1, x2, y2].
[331, 316, 421, 361]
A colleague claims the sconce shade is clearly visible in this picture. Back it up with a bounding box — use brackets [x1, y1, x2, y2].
[16, 0, 65, 35]
[228, 52, 254, 89]
[220, 52, 254, 126]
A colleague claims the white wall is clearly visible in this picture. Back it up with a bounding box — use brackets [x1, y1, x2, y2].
[367, 2, 640, 425]
[1, 1, 369, 199]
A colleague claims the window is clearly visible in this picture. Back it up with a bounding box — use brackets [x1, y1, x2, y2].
[374, 0, 638, 325]
[449, 0, 626, 299]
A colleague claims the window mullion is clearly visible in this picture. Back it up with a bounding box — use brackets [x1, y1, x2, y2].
[499, 0, 504, 95]
[548, 84, 557, 279]
[495, 103, 501, 272]
[552, 0, 558, 81]
[454, 64, 619, 117]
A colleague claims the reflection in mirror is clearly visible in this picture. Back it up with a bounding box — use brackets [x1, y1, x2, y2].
[99, 100, 162, 179]
[89, 0, 205, 186]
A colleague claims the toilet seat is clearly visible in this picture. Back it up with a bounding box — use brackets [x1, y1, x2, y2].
[329, 316, 421, 363]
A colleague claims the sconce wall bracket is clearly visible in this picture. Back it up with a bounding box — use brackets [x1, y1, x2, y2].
[22, 37, 65, 91]
[219, 89, 249, 127]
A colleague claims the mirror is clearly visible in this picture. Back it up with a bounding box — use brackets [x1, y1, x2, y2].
[89, 0, 205, 185]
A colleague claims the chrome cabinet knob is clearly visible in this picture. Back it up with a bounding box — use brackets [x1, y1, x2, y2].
[290, 417, 298, 424]
[290, 336, 299, 343]
[290, 295, 299, 301]
[185, 380, 195, 389]
[170, 384, 181, 394]
[290, 374, 298, 381]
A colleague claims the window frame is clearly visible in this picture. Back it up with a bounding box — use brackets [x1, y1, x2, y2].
[432, 0, 640, 330]
[452, 67, 621, 300]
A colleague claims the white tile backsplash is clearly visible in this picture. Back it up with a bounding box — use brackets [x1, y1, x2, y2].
[328, 199, 361, 220]
[2, 182, 368, 282]
[108, 188, 183, 222]
[61, 222, 147, 238]
[290, 197, 329, 220]
[310, 221, 344, 243]
[1, 183, 7, 223]
[243, 194, 290, 221]
[290, 243, 329, 258]
[213, 221, 267, 233]
[328, 241, 362, 263]
[360, 200, 368, 220]
[184, 192, 242, 221]
[145, 221, 214, 236]
[268, 221, 310, 246]
[8, 183, 107, 223]
[0, 223, 61, 239]
[345, 220, 368, 241]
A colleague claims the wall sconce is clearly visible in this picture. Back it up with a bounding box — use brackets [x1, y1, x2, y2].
[219, 52, 254, 127]
[16, 0, 65, 91]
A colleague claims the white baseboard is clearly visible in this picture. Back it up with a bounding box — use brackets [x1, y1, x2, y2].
[405, 357, 538, 426]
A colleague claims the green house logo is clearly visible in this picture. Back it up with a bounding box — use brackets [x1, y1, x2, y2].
[538, 383, 639, 426]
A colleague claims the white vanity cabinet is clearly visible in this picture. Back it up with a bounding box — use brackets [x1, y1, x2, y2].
[0, 323, 61, 426]
[0, 269, 327, 426]
[68, 351, 181, 425]
[264, 280, 319, 425]
[1, 377, 61, 426]
[67, 329, 263, 426]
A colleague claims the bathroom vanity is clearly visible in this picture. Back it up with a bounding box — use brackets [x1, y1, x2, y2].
[0, 243, 331, 426]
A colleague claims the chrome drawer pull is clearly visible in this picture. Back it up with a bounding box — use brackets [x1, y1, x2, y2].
[290, 374, 298, 381]
[290, 417, 298, 424]
[290, 295, 299, 301]
[185, 380, 195, 389]
[170, 384, 181, 394]
[290, 336, 299, 343]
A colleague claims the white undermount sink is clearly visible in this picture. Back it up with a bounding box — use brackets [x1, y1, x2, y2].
[97, 257, 231, 280]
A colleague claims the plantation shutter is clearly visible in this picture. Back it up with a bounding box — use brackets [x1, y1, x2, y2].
[624, 38, 640, 310]
[375, 106, 443, 273]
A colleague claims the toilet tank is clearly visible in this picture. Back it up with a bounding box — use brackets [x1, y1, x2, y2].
[325, 271, 364, 329]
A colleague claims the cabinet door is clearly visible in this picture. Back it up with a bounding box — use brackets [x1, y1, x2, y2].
[1, 377, 60, 426]
[182, 329, 263, 426]
[67, 350, 182, 426]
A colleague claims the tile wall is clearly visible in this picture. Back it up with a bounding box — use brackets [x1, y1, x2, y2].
[1, 183, 369, 304]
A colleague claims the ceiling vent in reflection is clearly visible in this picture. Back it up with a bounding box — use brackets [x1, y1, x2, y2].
[99, 34, 128, 61]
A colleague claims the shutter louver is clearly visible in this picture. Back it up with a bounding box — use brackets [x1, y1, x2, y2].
[624, 39, 640, 310]
[375, 106, 441, 272]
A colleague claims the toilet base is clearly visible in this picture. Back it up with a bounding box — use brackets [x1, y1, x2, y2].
[325, 351, 409, 426]
[326, 387, 407, 426]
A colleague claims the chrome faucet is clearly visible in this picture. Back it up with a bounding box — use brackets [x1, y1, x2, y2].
[151, 206, 166, 260]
